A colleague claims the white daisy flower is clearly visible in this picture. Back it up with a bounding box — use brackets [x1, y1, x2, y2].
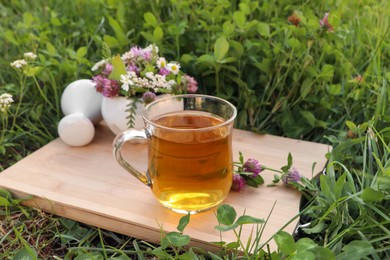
[156, 57, 167, 68]
[167, 62, 181, 75]
[120, 73, 134, 92]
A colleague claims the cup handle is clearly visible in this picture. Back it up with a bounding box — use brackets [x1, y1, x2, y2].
[113, 129, 151, 186]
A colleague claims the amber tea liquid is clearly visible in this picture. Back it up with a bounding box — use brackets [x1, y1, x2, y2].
[148, 111, 233, 213]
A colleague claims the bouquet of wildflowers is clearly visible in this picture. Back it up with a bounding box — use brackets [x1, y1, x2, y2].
[91, 44, 198, 127]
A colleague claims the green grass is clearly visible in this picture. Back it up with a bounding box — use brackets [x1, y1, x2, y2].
[1, 0, 389, 258]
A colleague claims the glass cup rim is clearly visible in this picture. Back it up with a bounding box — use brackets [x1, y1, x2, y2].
[142, 94, 237, 132]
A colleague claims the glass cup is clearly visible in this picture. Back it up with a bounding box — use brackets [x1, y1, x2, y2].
[113, 94, 237, 214]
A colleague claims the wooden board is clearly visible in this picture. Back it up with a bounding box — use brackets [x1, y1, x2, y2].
[0, 124, 331, 252]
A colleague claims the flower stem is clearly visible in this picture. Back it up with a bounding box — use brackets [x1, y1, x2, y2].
[261, 166, 283, 174]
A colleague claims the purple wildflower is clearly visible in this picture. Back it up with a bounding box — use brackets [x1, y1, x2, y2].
[102, 63, 113, 76]
[319, 12, 334, 32]
[243, 158, 263, 176]
[281, 168, 302, 184]
[182, 75, 198, 93]
[101, 79, 120, 98]
[142, 49, 152, 61]
[130, 46, 143, 58]
[231, 174, 246, 192]
[159, 67, 171, 76]
[92, 74, 106, 94]
[127, 64, 139, 74]
[142, 91, 157, 104]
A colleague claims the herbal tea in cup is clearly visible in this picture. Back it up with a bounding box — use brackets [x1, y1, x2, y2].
[113, 94, 237, 214]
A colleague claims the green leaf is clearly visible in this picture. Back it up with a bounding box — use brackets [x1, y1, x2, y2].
[291, 251, 315, 260]
[234, 215, 264, 225]
[273, 231, 296, 255]
[300, 110, 316, 128]
[216, 204, 236, 225]
[244, 175, 264, 187]
[74, 253, 104, 260]
[223, 21, 235, 36]
[288, 38, 301, 49]
[309, 247, 335, 260]
[23, 12, 33, 27]
[151, 247, 172, 259]
[153, 26, 164, 41]
[303, 221, 325, 234]
[12, 247, 37, 260]
[109, 55, 127, 81]
[103, 35, 119, 48]
[214, 36, 229, 62]
[295, 238, 317, 251]
[46, 42, 57, 56]
[207, 251, 224, 260]
[300, 78, 312, 98]
[107, 16, 126, 43]
[76, 47, 87, 59]
[4, 30, 19, 45]
[101, 41, 112, 59]
[177, 213, 190, 233]
[0, 197, 11, 207]
[144, 12, 158, 27]
[233, 11, 245, 28]
[362, 187, 385, 203]
[24, 66, 42, 77]
[165, 232, 191, 247]
[345, 121, 357, 132]
[215, 223, 239, 232]
[195, 54, 215, 69]
[226, 241, 240, 249]
[318, 64, 334, 81]
[327, 84, 341, 95]
[257, 22, 270, 38]
[0, 189, 12, 200]
[337, 240, 375, 260]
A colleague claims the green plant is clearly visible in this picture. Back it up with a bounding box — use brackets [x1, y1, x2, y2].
[298, 120, 390, 258]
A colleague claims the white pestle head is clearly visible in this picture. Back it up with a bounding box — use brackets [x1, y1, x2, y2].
[61, 79, 102, 124]
[58, 113, 95, 147]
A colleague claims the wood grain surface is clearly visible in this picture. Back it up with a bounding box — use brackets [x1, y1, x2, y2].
[0, 124, 331, 251]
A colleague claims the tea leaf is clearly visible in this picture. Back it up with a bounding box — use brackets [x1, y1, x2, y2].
[214, 36, 229, 62]
[177, 213, 190, 233]
[216, 204, 236, 225]
[273, 231, 296, 255]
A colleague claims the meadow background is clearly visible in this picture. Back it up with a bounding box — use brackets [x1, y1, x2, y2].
[0, 0, 389, 259]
